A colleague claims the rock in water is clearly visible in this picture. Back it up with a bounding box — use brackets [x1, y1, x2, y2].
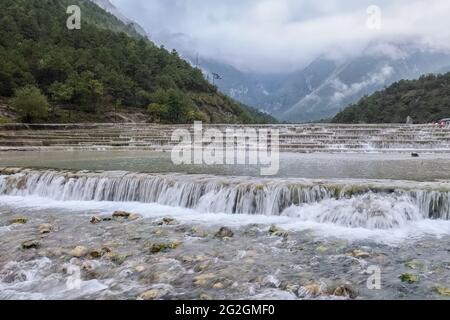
[112, 211, 131, 218]
[139, 289, 162, 300]
[149, 241, 182, 254]
[399, 273, 419, 283]
[22, 240, 40, 250]
[9, 217, 28, 225]
[214, 227, 234, 239]
[128, 213, 143, 221]
[333, 284, 358, 299]
[90, 216, 102, 224]
[436, 287, 450, 296]
[38, 223, 53, 234]
[70, 246, 88, 258]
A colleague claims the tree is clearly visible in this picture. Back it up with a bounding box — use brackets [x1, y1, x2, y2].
[12, 86, 49, 122]
[147, 103, 168, 123]
[48, 81, 73, 104]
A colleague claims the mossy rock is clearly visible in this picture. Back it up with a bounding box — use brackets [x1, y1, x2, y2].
[436, 287, 450, 296]
[399, 273, 419, 284]
[149, 240, 182, 254]
[9, 217, 28, 225]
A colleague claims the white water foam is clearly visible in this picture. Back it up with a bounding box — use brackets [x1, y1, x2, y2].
[1, 194, 449, 245]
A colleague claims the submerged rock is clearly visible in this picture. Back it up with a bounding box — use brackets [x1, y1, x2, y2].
[193, 273, 216, 287]
[332, 284, 358, 299]
[89, 250, 102, 259]
[214, 227, 234, 239]
[135, 265, 146, 273]
[139, 289, 162, 300]
[128, 213, 143, 221]
[90, 216, 102, 224]
[268, 225, 289, 238]
[38, 224, 53, 234]
[189, 227, 208, 238]
[436, 287, 450, 296]
[199, 293, 212, 300]
[149, 240, 182, 254]
[399, 273, 419, 284]
[112, 211, 131, 219]
[9, 217, 28, 225]
[157, 217, 177, 225]
[298, 283, 325, 297]
[108, 253, 128, 265]
[316, 245, 329, 254]
[212, 282, 225, 290]
[70, 246, 88, 258]
[21, 240, 40, 250]
[347, 250, 370, 259]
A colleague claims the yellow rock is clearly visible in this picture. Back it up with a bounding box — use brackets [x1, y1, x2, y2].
[8, 217, 28, 225]
[70, 246, 88, 258]
[436, 287, 450, 296]
[38, 223, 53, 234]
[193, 273, 216, 287]
[128, 213, 143, 221]
[139, 289, 161, 300]
[348, 250, 370, 259]
[135, 265, 146, 273]
[213, 282, 224, 289]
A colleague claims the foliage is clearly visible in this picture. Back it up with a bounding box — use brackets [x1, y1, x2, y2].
[333, 73, 450, 123]
[11, 86, 48, 122]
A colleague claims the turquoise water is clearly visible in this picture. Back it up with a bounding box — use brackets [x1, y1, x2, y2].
[1, 150, 450, 181]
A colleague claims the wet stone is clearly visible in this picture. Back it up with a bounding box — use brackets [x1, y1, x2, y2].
[112, 211, 131, 219]
[9, 217, 28, 225]
[215, 227, 234, 239]
[38, 223, 53, 234]
[21, 240, 40, 250]
[70, 246, 88, 258]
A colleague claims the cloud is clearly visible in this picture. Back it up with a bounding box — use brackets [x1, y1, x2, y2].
[112, 0, 450, 73]
[331, 65, 394, 103]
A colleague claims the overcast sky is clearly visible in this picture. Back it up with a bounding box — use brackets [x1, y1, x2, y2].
[112, 0, 450, 73]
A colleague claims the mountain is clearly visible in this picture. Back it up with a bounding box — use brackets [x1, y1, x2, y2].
[89, 0, 149, 38]
[0, 0, 275, 124]
[201, 44, 450, 123]
[332, 72, 450, 124]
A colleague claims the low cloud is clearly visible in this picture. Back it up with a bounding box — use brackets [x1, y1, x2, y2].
[112, 0, 450, 73]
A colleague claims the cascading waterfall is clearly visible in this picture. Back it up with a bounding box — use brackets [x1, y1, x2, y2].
[0, 168, 449, 229]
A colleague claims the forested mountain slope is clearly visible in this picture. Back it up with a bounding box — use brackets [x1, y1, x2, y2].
[333, 73, 450, 124]
[0, 0, 275, 124]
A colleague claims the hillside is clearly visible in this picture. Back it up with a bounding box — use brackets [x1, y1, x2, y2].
[0, 0, 275, 124]
[332, 72, 450, 124]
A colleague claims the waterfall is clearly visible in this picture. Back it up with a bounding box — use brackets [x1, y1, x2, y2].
[0, 168, 449, 224]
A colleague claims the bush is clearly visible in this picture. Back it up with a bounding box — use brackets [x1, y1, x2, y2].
[12, 86, 49, 122]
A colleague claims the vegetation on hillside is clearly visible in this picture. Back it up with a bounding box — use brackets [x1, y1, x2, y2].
[333, 73, 450, 124]
[0, 0, 275, 124]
